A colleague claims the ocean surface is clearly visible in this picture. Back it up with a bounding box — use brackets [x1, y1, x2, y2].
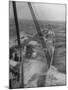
[9, 19, 66, 74]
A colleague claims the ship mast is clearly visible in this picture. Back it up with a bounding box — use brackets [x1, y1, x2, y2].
[28, 2, 51, 66]
[12, 1, 24, 88]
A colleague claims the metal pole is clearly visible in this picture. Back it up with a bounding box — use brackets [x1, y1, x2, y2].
[28, 2, 51, 86]
[12, 1, 20, 46]
[28, 2, 51, 66]
[12, 1, 24, 88]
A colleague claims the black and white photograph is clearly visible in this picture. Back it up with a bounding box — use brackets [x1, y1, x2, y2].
[9, 1, 66, 89]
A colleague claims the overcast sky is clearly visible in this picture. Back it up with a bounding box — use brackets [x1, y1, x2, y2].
[9, 1, 66, 21]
